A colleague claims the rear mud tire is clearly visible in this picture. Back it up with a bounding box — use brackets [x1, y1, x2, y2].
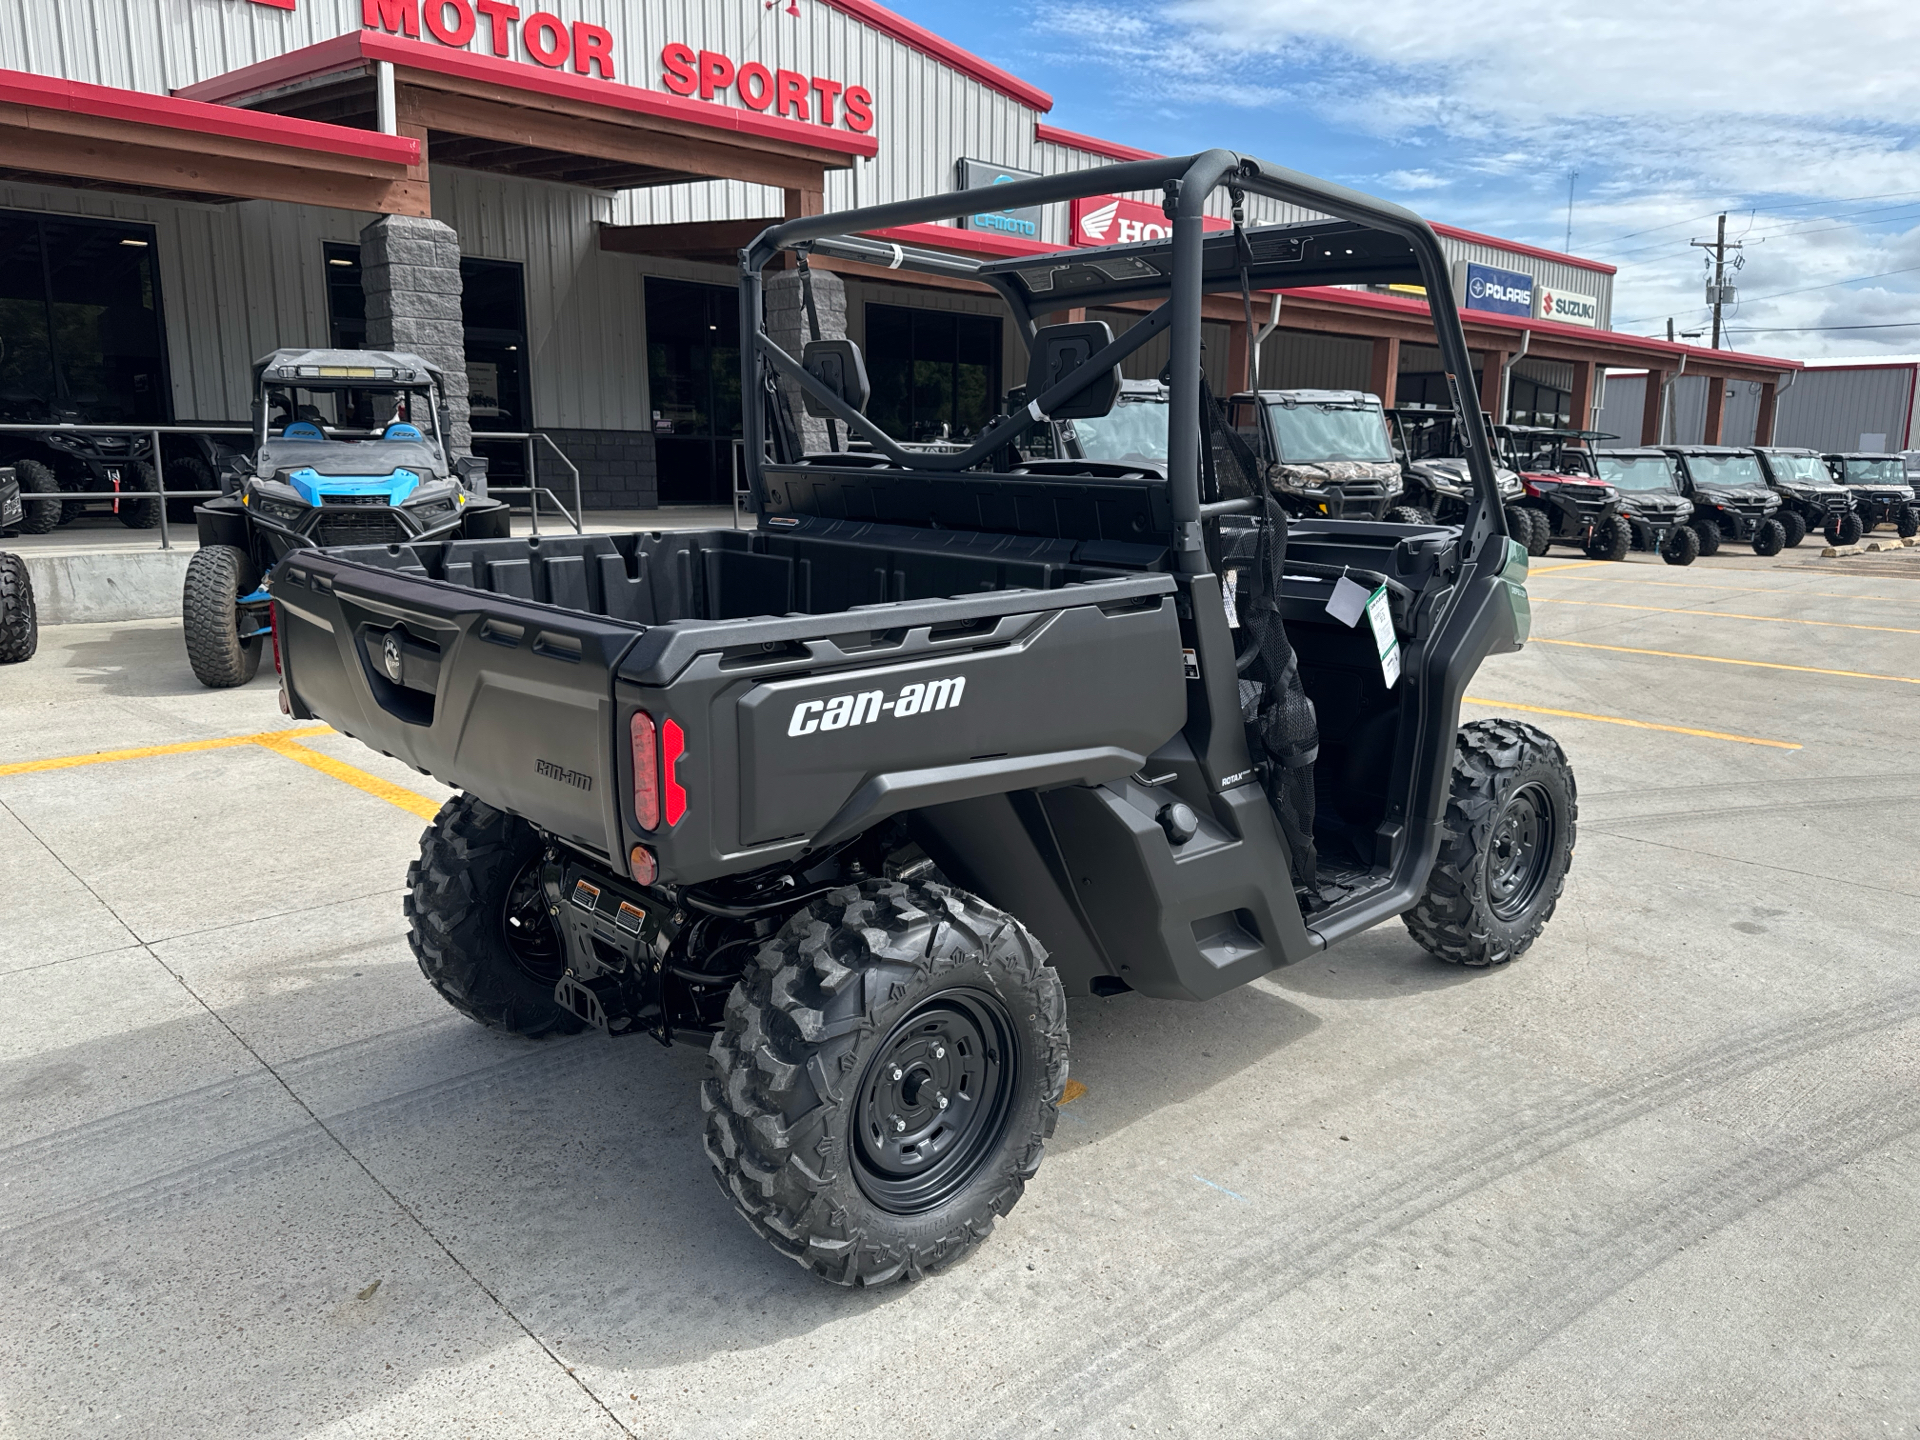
[182, 544, 262, 688]
[164, 455, 214, 526]
[1585, 517, 1630, 561]
[0, 552, 37, 664]
[12, 459, 62, 535]
[406, 794, 584, 1039]
[1405, 719, 1577, 968]
[704, 879, 1068, 1287]
[1751, 517, 1786, 557]
[1857, 503, 1881, 533]
[1661, 525, 1700, 566]
[1826, 512, 1863, 547]
[1779, 510, 1807, 548]
[1691, 517, 1723, 556]
[1503, 505, 1532, 545]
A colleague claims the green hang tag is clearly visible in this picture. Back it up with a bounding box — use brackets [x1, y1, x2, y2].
[1365, 584, 1400, 688]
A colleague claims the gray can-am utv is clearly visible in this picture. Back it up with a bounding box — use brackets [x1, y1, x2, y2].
[1224, 388, 1425, 523]
[272, 152, 1573, 1286]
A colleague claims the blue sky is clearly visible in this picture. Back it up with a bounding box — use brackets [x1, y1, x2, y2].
[890, 0, 1920, 359]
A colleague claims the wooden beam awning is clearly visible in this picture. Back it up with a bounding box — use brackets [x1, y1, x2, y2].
[0, 68, 426, 213]
[177, 32, 873, 197]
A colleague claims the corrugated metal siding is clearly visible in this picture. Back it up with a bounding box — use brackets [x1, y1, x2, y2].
[1596, 373, 1646, 443]
[1774, 366, 1918, 451]
[1257, 332, 1372, 393]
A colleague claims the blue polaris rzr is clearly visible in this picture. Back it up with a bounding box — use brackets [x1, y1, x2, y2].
[185, 348, 509, 687]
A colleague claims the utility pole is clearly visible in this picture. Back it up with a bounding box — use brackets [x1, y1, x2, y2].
[1565, 169, 1579, 253]
[1691, 215, 1743, 349]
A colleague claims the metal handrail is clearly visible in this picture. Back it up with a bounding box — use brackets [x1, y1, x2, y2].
[470, 429, 583, 534]
[1, 421, 585, 545]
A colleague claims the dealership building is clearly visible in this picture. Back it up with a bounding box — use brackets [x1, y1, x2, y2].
[2, 0, 1806, 509]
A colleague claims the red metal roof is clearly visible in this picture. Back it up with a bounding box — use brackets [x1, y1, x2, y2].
[175, 31, 879, 159]
[1, 65, 419, 166]
[1034, 123, 1157, 162]
[822, 1, 1052, 114]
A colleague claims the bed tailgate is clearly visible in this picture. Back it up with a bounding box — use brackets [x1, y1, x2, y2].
[273, 553, 641, 857]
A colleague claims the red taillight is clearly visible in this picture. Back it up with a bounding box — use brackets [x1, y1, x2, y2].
[629, 844, 657, 886]
[662, 718, 687, 826]
[631, 710, 659, 830]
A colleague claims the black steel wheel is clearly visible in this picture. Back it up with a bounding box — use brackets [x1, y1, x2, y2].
[1585, 517, 1630, 561]
[1661, 524, 1700, 566]
[1405, 719, 1577, 967]
[407, 793, 584, 1038]
[1826, 511, 1863, 547]
[705, 879, 1067, 1286]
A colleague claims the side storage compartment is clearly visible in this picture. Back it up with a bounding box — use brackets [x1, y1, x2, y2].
[614, 578, 1187, 885]
[274, 554, 643, 860]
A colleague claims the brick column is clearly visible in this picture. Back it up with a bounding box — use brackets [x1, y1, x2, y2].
[1568, 361, 1596, 433]
[1754, 379, 1779, 445]
[1702, 375, 1725, 445]
[359, 214, 468, 456]
[1368, 335, 1400, 406]
[766, 264, 847, 454]
[1479, 351, 1505, 421]
[1640, 368, 1667, 445]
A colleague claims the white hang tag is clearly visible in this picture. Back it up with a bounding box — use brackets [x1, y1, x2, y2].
[1366, 585, 1401, 688]
[1326, 573, 1371, 628]
[1222, 569, 1240, 628]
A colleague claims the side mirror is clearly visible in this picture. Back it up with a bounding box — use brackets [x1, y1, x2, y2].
[1028, 322, 1120, 420]
[438, 404, 454, 439]
[800, 339, 871, 418]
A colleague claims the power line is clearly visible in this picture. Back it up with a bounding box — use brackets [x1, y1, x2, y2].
[1724, 321, 1920, 333]
[1578, 187, 1920, 257]
[1615, 263, 1920, 326]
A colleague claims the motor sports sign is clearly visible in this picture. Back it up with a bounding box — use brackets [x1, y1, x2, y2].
[1070, 194, 1230, 247]
[1453, 260, 1534, 318]
[1537, 286, 1600, 328]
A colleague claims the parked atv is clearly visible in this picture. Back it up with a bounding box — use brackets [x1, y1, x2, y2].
[0, 548, 36, 664]
[1752, 446, 1858, 547]
[1226, 389, 1425, 522]
[1503, 425, 1631, 560]
[1593, 449, 1698, 564]
[1386, 406, 1536, 546]
[1660, 447, 1786, 556]
[1823, 452, 1919, 537]
[186, 348, 508, 688]
[275, 152, 1572, 1287]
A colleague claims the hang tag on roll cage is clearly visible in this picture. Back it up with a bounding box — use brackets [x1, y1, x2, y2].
[1325, 569, 1371, 628]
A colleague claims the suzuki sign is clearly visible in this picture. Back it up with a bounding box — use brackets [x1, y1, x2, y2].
[1537, 287, 1600, 328]
[1070, 194, 1230, 247]
[1453, 260, 1534, 318]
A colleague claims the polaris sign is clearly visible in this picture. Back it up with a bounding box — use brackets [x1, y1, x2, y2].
[1454, 261, 1535, 318]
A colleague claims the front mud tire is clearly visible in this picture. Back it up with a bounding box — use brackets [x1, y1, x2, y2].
[704, 879, 1068, 1287]
[182, 544, 262, 688]
[0, 552, 37, 663]
[1751, 517, 1786, 556]
[406, 794, 584, 1038]
[1405, 719, 1577, 968]
[1661, 524, 1700, 566]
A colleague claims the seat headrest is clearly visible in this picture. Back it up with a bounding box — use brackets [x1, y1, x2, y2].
[1028, 322, 1121, 421]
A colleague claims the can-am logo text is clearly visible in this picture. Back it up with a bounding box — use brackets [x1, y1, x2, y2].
[788, 676, 966, 735]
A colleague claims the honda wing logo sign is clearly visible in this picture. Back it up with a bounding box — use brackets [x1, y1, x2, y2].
[789, 676, 966, 736]
[1070, 194, 1231, 247]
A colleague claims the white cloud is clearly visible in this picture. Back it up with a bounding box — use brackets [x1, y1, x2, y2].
[1030, 0, 1920, 356]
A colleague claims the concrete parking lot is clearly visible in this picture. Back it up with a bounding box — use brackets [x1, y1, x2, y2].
[2, 543, 1917, 1438]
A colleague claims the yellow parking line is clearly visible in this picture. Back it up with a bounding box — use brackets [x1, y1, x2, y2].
[1531, 573, 1920, 604]
[1533, 596, 1920, 635]
[0, 725, 333, 778]
[1463, 697, 1799, 749]
[1529, 560, 1612, 573]
[1531, 636, 1920, 685]
[250, 733, 443, 822]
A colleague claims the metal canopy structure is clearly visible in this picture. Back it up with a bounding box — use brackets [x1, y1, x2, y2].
[176, 32, 872, 203]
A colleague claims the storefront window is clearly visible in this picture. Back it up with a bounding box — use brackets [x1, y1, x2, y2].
[0, 209, 167, 425]
[865, 304, 1001, 443]
[646, 278, 741, 506]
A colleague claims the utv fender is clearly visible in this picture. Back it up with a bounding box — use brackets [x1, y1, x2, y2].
[194, 499, 250, 552]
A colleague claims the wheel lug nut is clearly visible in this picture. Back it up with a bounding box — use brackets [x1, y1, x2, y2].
[892, 1115, 905, 1132]
[891, 1066, 904, 1081]
[936, 1094, 949, 1110]
[933, 1045, 946, 1060]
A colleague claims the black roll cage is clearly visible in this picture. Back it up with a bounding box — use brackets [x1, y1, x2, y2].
[738, 149, 1508, 576]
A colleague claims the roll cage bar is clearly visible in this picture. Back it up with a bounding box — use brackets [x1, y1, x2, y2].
[738, 149, 1508, 575]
